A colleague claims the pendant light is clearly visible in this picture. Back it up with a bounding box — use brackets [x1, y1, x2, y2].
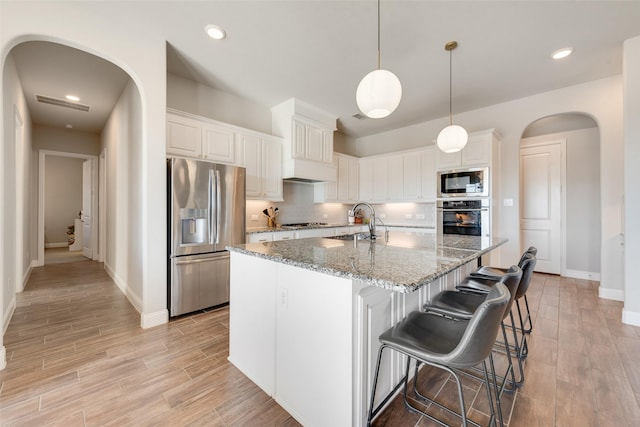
[437, 41, 468, 153]
[356, 0, 402, 119]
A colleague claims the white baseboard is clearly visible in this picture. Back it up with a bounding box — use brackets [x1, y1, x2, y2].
[19, 264, 34, 293]
[141, 310, 169, 329]
[44, 242, 68, 248]
[103, 262, 143, 314]
[0, 346, 6, 370]
[564, 269, 601, 281]
[103, 262, 164, 328]
[622, 308, 640, 327]
[3, 295, 16, 335]
[599, 286, 625, 301]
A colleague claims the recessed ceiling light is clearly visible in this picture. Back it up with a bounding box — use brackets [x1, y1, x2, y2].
[65, 94, 80, 102]
[551, 47, 573, 60]
[205, 24, 226, 40]
[65, 124, 73, 129]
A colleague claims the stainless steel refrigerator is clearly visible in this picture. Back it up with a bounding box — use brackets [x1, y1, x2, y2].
[167, 157, 246, 317]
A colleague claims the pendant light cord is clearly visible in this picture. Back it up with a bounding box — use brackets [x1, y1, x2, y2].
[377, 0, 381, 70]
[448, 47, 453, 126]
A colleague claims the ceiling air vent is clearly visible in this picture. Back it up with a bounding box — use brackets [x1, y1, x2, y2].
[35, 95, 90, 112]
[352, 113, 368, 120]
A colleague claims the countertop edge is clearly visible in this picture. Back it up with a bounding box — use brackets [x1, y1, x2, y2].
[227, 236, 507, 293]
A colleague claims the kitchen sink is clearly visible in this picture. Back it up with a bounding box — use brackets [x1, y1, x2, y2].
[328, 233, 369, 241]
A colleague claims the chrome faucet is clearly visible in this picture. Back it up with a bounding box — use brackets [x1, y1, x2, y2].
[351, 201, 376, 240]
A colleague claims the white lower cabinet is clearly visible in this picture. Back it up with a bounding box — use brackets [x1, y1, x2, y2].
[229, 251, 480, 427]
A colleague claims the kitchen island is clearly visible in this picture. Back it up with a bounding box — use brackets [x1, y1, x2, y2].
[227, 232, 507, 427]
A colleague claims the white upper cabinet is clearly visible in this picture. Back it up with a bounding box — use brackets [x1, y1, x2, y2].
[166, 113, 202, 158]
[358, 147, 436, 203]
[202, 123, 236, 164]
[314, 153, 359, 203]
[166, 109, 283, 201]
[435, 129, 499, 170]
[238, 131, 283, 201]
[272, 98, 338, 182]
[167, 110, 237, 164]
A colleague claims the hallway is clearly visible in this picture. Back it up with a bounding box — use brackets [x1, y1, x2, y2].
[0, 260, 297, 426]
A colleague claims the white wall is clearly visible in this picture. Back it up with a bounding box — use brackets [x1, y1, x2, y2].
[44, 156, 83, 244]
[1, 1, 168, 338]
[101, 80, 144, 314]
[167, 73, 272, 134]
[356, 76, 624, 298]
[1, 50, 33, 368]
[522, 127, 601, 276]
[32, 124, 100, 156]
[623, 36, 640, 325]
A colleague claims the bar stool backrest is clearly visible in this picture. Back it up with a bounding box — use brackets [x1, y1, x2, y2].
[445, 282, 510, 368]
[518, 246, 538, 267]
[499, 265, 523, 319]
[515, 253, 537, 300]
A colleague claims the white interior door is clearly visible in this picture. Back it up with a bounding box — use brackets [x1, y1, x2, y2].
[82, 160, 93, 259]
[520, 144, 562, 274]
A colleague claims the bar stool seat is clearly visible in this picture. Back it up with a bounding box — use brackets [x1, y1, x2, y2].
[367, 283, 510, 427]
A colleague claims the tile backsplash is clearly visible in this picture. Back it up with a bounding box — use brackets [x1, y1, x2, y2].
[246, 182, 435, 228]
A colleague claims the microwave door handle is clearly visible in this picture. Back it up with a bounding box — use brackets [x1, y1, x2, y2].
[215, 169, 221, 245]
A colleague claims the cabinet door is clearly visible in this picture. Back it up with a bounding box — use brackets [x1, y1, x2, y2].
[306, 125, 325, 162]
[402, 153, 421, 201]
[359, 158, 374, 201]
[372, 158, 389, 201]
[203, 124, 236, 164]
[322, 130, 334, 163]
[167, 114, 202, 157]
[263, 139, 283, 200]
[292, 119, 306, 159]
[348, 157, 359, 202]
[461, 135, 491, 166]
[387, 155, 404, 201]
[240, 133, 263, 197]
[436, 148, 462, 170]
[324, 156, 338, 201]
[337, 155, 350, 201]
[420, 147, 436, 200]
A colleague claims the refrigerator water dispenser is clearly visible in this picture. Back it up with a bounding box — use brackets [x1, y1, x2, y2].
[180, 208, 209, 245]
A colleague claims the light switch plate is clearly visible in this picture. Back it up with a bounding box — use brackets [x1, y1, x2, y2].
[503, 199, 514, 207]
[251, 214, 258, 220]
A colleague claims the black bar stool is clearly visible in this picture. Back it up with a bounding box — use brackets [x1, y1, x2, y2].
[367, 283, 510, 427]
[470, 246, 537, 335]
[422, 265, 523, 420]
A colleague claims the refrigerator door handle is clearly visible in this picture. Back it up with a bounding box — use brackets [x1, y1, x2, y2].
[209, 169, 215, 245]
[215, 169, 221, 245]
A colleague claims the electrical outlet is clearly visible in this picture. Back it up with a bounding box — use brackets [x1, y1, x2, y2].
[251, 214, 258, 220]
[280, 288, 288, 309]
[404, 214, 413, 219]
[415, 214, 425, 220]
[379, 214, 386, 219]
[503, 199, 514, 207]
[323, 213, 328, 219]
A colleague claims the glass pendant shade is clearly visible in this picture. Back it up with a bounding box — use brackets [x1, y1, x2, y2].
[437, 124, 468, 153]
[356, 69, 402, 119]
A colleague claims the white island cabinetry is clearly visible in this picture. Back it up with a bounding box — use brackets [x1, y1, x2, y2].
[228, 235, 493, 426]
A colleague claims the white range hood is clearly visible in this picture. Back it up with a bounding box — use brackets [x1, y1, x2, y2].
[272, 98, 338, 183]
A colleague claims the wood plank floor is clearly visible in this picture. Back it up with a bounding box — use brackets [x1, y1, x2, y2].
[2, 261, 639, 426]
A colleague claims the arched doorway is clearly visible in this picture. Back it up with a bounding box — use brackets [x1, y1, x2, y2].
[520, 113, 601, 280]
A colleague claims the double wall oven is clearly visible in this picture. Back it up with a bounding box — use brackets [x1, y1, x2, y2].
[437, 167, 490, 237]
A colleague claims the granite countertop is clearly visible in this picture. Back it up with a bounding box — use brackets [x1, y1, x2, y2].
[227, 232, 507, 293]
[246, 223, 435, 234]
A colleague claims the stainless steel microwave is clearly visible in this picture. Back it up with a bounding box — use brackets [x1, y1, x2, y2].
[437, 167, 488, 198]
